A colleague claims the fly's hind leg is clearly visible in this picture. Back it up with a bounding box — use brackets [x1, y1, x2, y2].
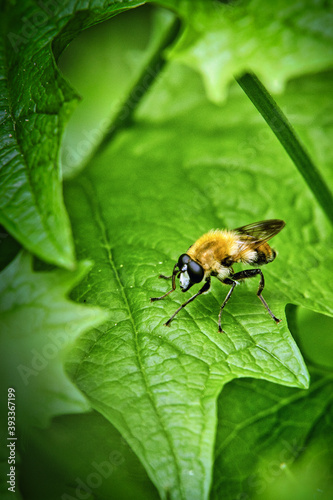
[231, 269, 281, 324]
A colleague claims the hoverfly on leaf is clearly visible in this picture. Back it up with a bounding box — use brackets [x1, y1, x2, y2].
[151, 219, 285, 332]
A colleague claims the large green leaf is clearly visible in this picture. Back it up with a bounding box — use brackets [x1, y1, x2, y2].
[63, 58, 333, 498]
[1, 2, 333, 500]
[0, 0, 145, 268]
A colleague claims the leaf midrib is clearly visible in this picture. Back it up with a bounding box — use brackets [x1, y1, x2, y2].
[75, 173, 188, 499]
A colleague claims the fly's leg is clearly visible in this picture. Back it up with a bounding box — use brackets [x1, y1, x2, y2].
[164, 278, 211, 327]
[218, 279, 237, 333]
[230, 269, 281, 323]
[151, 264, 179, 302]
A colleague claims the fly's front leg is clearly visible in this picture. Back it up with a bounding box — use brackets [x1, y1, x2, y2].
[164, 278, 211, 327]
[231, 269, 281, 323]
[151, 263, 178, 302]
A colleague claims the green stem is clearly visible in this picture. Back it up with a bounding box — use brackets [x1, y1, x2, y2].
[83, 15, 180, 166]
[236, 73, 333, 225]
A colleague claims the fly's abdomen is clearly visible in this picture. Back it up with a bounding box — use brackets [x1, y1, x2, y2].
[252, 243, 276, 265]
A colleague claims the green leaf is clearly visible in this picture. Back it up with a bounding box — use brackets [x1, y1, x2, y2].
[157, 0, 333, 103]
[0, 251, 110, 427]
[212, 301, 333, 500]
[0, 0, 146, 267]
[62, 64, 333, 500]
[212, 371, 333, 500]
[59, 5, 179, 178]
[2, 3, 333, 500]
[18, 411, 159, 500]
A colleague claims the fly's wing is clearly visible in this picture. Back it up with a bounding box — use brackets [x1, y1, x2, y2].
[233, 219, 285, 247]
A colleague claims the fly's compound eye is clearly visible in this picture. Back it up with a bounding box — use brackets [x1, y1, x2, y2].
[178, 254, 191, 270]
[187, 260, 204, 283]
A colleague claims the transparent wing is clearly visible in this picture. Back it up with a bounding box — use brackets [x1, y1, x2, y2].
[233, 219, 285, 246]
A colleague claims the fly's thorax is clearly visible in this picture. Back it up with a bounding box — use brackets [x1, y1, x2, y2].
[187, 230, 239, 270]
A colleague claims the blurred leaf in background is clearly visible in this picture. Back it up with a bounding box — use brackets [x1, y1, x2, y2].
[0, 1, 333, 500]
